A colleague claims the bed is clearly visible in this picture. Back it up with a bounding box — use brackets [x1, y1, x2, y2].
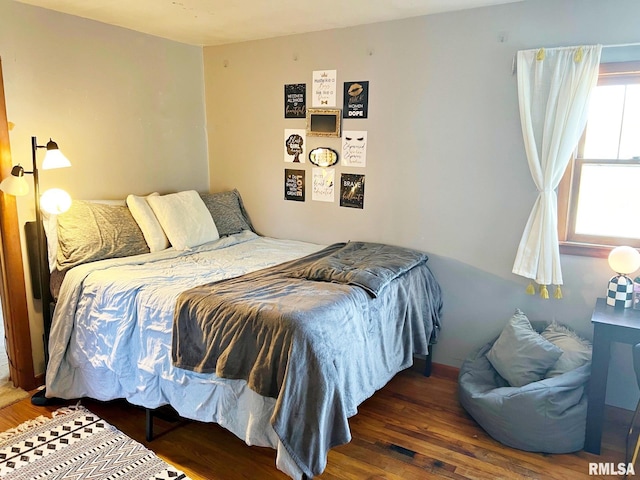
[41, 189, 443, 479]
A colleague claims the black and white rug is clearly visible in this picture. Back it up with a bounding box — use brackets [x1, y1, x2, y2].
[0, 405, 190, 479]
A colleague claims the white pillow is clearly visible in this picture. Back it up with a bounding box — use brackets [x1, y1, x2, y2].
[147, 190, 219, 250]
[126, 193, 170, 252]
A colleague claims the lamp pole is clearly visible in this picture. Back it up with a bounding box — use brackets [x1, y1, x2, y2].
[31, 136, 53, 364]
[0, 135, 71, 405]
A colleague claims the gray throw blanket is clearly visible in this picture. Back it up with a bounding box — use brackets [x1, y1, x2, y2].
[172, 242, 442, 478]
[290, 241, 428, 297]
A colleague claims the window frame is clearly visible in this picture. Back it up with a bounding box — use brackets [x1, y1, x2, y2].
[558, 61, 640, 258]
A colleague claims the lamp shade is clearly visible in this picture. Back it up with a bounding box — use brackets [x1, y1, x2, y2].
[0, 165, 29, 196]
[42, 140, 71, 170]
[40, 188, 72, 214]
[608, 246, 640, 275]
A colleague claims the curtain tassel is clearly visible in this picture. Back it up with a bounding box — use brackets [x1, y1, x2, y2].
[526, 282, 536, 295]
[539, 284, 549, 299]
[554, 285, 563, 299]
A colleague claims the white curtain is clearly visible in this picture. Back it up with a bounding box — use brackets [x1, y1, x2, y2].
[512, 45, 602, 298]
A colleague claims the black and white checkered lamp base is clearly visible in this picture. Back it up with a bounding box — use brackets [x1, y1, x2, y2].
[607, 274, 634, 308]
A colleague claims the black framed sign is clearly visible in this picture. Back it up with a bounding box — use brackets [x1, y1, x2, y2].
[343, 81, 369, 119]
[340, 173, 365, 209]
[284, 83, 306, 119]
[284, 169, 305, 201]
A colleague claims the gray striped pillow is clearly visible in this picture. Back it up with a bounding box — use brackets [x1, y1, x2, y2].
[57, 200, 149, 270]
[199, 189, 254, 237]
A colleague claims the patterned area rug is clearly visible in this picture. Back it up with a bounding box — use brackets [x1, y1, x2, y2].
[0, 405, 190, 479]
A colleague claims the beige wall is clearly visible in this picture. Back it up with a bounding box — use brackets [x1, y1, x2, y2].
[204, 0, 640, 409]
[0, 0, 208, 375]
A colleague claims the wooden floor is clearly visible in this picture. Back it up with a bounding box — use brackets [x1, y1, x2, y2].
[0, 366, 631, 480]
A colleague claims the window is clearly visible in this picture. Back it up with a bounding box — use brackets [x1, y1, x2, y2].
[558, 61, 640, 256]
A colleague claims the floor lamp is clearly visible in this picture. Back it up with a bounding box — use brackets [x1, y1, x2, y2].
[0, 136, 71, 405]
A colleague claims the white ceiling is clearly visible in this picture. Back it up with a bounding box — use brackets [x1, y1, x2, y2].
[15, 0, 525, 46]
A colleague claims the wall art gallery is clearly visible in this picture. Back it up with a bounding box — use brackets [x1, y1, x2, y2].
[283, 69, 369, 209]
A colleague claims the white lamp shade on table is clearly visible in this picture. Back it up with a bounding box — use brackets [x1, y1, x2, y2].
[607, 246, 640, 308]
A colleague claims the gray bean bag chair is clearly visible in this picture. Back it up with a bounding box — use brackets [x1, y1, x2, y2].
[458, 317, 591, 453]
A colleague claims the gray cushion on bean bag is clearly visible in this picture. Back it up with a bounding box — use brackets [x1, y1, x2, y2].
[486, 309, 563, 387]
[541, 322, 592, 377]
[458, 341, 590, 453]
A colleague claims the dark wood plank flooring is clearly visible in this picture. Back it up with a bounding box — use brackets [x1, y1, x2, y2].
[0, 366, 631, 479]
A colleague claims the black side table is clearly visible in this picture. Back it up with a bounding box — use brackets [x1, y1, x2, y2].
[584, 297, 640, 454]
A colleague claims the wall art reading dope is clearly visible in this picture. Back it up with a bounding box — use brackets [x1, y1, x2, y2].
[343, 81, 369, 118]
[340, 173, 365, 209]
[285, 169, 305, 201]
[284, 83, 306, 118]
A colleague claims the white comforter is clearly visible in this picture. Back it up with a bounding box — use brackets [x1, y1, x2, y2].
[46, 231, 323, 479]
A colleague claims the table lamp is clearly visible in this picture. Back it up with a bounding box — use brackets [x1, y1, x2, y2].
[607, 246, 640, 308]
